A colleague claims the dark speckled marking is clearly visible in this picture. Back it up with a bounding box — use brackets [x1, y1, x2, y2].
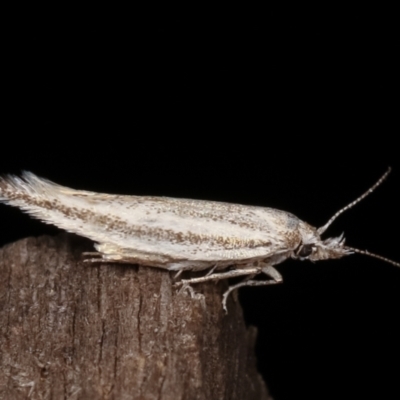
[8, 194, 271, 251]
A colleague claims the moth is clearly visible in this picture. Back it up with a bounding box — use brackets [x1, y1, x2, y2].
[0, 169, 399, 311]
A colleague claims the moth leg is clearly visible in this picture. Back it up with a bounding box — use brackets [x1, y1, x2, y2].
[178, 282, 206, 309]
[222, 266, 283, 313]
[92, 243, 176, 265]
[173, 269, 184, 279]
[222, 274, 255, 312]
[205, 264, 218, 277]
[179, 282, 197, 297]
[222, 279, 281, 313]
[83, 257, 137, 264]
[169, 262, 219, 279]
[172, 262, 216, 280]
[175, 267, 260, 288]
[83, 252, 133, 264]
[174, 264, 217, 280]
[261, 265, 283, 282]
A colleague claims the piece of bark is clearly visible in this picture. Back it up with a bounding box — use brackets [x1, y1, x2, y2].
[0, 234, 271, 400]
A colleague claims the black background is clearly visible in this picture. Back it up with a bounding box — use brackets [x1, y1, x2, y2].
[2, 7, 399, 400]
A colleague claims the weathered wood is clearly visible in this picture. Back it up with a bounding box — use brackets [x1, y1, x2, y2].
[0, 234, 271, 400]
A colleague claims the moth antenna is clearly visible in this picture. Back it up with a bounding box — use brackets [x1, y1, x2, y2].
[344, 246, 400, 268]
[317, 167, 392, 235]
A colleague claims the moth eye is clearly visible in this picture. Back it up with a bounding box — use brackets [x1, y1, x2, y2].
[297, 244, 313, 258]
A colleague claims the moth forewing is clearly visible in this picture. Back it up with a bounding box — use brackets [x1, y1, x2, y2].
[93, 199, 304, 268]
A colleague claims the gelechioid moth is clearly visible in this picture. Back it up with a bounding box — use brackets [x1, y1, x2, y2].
[1, 169, 398, 311]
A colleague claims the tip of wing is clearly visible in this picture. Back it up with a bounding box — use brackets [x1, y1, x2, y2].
[0, 171, 59, 200]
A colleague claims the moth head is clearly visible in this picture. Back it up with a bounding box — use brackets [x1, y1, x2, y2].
[294, 168, 400, 268]
[293, 231, 351, 262]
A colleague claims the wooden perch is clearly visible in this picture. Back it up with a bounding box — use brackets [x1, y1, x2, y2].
[0, 234, 271, 400]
